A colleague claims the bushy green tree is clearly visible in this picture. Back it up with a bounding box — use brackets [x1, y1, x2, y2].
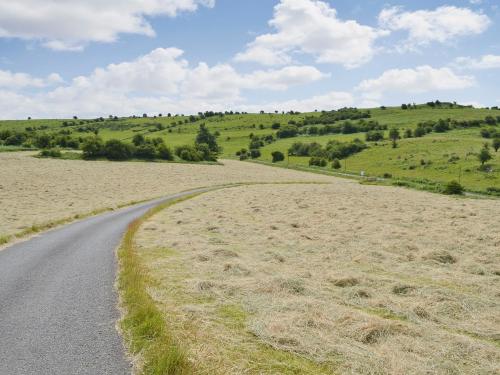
[478, 147, 492, 166]
[134, 143, 156, 159]
[365, 131, 384, 142]
[389, 128, 400, 148]
[103, 139, 133, 160]
[132, 134, 145, 146]
[309, 157, 327, 167]
[250, 149, 261, 159]
[271, 151, 285, 163]
[82, 137, 104, 159]
[443, 181, 464, 195]
[34, 134, 52, 149]
[492, 138, 500, 152]
[195, 124, 219, 154]
[175, 145, 203, 162]
[157, 144, 173, 160]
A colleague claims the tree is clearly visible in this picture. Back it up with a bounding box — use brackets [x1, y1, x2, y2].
[478, 147, 492, 166]
[34, 134, 52, 149]
[132, 134, 145, 146]
[82, 137, 104, 159]
[134, 143, 156, 159]
[271, 151, 285, 163]
[157, 144, 173, 160]
[195, 124, 219, 153]
[103, 139, 133, 160]
[389, 128, 400, 148]
[492, 138, 500, 152]
[443, 181, 464, 195]
[332, 159, 341, 169]
[250, 149, 261, 159]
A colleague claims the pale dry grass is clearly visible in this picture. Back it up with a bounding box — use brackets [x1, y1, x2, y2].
[0, 152, 332, 239]
[136, 183, 500, 374]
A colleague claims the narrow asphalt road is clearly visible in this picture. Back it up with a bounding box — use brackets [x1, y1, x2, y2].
[0, 187, 214, 375]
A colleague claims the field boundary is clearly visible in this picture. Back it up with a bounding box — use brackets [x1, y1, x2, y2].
[243, 158, 500, 199]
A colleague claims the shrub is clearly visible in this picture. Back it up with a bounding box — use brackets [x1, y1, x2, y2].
[103, 139, 134, 160]
[5, 133, 26, 146]
[309, 157, 327, 167]
[132, 134, 145, 146]
[34, 134, 53, 149]
[332, 159, 341, 169]
[414, 126, 426, 137]
[271, 151, 285, 163]
[134, 143, 156, 159]
[39, 148, 61, 158]
[271, 122, 281, 129]
[250, 149, 261, 159]
[157, 144, 173, 160]
[288, 142, 323, 157]
[443, 180, 464, 195]
[195, 124, 220, 154]
[82, 137, 104, 159]
[276, 125, 298, 139]
[366, 130, 384, 142]
[478, 147, 492, 165]
[493, 138, 500, 152]
[175, 145, 203, 162]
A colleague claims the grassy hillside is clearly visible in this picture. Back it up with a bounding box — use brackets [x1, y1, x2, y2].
[1, 104, 499, 194]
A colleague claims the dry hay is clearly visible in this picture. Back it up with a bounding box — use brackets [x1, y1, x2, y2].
[136, 183, 500, 374]
[0, 152, 331, 239]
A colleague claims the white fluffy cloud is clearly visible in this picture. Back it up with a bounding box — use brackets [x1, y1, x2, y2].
[238, 91, 354, 113]
[454, 55, 500, 70]
[0, 0, 215, 50]
[0, 48, 328, 118]
[235, 0, 387, 68]
[379, 6, 490, 48]
[357, 66, 475, 96]
[0, 70, 62, 89]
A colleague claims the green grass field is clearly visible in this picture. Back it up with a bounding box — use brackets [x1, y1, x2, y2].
[1, 105, 499, 194]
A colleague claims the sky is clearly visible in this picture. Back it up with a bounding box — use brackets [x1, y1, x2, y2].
[0, 0, 499, 119]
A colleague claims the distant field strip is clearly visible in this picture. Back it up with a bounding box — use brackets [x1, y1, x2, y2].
[134, 183, 500, 374]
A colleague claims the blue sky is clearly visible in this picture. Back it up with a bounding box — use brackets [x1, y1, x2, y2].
[0, 0, 499, 118]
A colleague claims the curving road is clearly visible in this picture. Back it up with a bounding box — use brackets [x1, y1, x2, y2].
[0, 187, 214, 375]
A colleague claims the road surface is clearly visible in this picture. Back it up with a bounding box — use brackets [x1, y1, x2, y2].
[0, 187, 214, 375]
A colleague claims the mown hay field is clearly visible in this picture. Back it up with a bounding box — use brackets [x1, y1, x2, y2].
[136, 183, 500, 374]
[0, 152, 331, 241]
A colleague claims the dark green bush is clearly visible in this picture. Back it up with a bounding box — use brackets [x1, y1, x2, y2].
[82, 137, 104, 159]
[157, 144, 173, 160]
[309, 157, 327, 167]
[271, 151, 285, 163]
[134, 143, 156, 159]
[34, 134, 53, 149]
[443, 181, 464, 195]
[104, 139, 134, 160]
[365, 131, 384, 142]
[332, 159, 341, 169]
[276, 125, 298, 139]
[39, 148, 62, 158]
[250, 149, 261, 159]
[175, 145, 203, 162]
